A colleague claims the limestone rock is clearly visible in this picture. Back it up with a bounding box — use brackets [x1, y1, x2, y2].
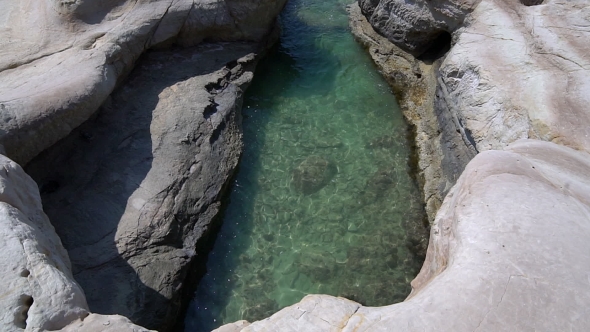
[0, 0, 286, 165]
[243, 295, 361, 332]
[0, 154, 88, 331]
[292, 155, 337, 195]
[220, 140, 590, 331]
[358, 0, 590, 155]
[25, 43, 260, 331]
[437, 0, 590, 155]
[212, 320, 251, 332]
[60, 314, 153, 332]
[357, 0, 478, 56]
[0, 154, 151, 331]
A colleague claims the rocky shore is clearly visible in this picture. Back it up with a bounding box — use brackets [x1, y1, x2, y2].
[2, 0, 590, 330]
[217, 0, 590, 330]
[0, 0, 286, 330]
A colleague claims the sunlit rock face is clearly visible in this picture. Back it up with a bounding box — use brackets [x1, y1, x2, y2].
[0, 153, 151, 332]
[0, 0, 286, 165]
[219, 139, 590, 331]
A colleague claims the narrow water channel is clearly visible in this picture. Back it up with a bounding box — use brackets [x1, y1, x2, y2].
[184, 0, 427, 330]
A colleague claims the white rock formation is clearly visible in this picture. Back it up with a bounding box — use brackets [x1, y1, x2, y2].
[0, 0, 286, 165]
[0, 154, 151, 331]
[439, 0, 590, 154]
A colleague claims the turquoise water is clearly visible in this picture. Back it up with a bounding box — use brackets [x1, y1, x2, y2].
[183, 0, 428, 330]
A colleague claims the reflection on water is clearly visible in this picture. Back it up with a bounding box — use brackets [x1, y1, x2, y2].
[184, 0, 428, 330]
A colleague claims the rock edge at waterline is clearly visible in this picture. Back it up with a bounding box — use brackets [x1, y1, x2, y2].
[0, 153, 153, 332]
[218, 139, 590, 331]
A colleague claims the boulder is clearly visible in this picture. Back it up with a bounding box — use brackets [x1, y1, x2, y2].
[357, 0, 478, 56]
[0, 0, 286, 165]
[24, 43, 262, 331]
[292, 155, 337, 195]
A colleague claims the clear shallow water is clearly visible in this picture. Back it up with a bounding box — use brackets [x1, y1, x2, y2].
[184, 0, 428, 330]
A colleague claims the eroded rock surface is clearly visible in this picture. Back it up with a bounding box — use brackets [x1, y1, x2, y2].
[361, 0, 590, 157]
[0, 154, 151, 332]
[349, 3, 475, 221]
[358, 0, 478, 56]
[0, 0, 286, 165]
[352, 0, 590, 220]
[24, 43, 262, 330]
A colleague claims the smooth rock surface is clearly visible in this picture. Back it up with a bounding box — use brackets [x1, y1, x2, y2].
[0, 0, 286, 165]
[0, 154, 88, 331]
[359, 0, 590, 155]
[438, 0, 590, 154]
[0, 154, 150, 331]
[221, 139, 590, 331]
[25, 43, 261, 331]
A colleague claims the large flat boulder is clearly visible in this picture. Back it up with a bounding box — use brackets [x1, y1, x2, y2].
[438, 0, 590, 154]
[0, 0, 286, 165]
[221, 139, 590, 331]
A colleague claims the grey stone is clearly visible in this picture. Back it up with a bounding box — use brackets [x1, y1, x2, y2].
[0, 0, 286, 165]
[24, 43, 261, 331]
[357, 0, 478, 56]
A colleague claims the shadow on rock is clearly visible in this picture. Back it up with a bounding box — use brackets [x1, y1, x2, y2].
[25, 42, 258, 331]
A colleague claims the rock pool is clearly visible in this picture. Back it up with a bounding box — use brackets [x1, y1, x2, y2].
[183, 0, 428, 330]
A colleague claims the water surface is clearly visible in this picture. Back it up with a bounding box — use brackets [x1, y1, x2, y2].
[184, 0, 427, 330]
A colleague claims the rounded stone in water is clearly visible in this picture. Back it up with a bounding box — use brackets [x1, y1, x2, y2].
[292, 155, 337, 195]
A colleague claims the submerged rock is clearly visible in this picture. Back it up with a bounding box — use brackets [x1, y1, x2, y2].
[358, 168, 397, 205]
[292, 155, 337, 195]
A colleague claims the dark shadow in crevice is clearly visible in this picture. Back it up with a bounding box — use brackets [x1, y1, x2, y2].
[521, 0, 544, 6]
[417, 31, 452, 63]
